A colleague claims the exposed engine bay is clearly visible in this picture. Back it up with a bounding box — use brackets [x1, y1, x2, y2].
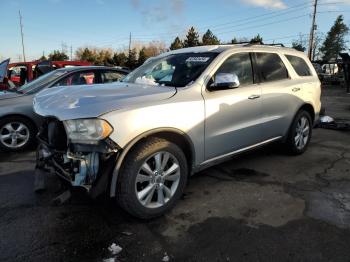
[35, 118, 119, 194]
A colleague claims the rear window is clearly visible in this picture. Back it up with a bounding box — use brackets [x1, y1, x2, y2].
[256, 53, 289, 82]
[286, 55, 312, 77]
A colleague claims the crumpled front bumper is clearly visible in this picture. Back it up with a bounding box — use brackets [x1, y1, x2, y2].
[35, 142, 119, 198]
[34, 118, 120, 198]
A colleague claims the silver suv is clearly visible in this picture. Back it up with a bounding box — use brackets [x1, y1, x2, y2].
[34, 44, 321, 219]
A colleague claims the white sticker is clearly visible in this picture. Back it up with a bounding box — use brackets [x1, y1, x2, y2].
[186, 57, 210, 63]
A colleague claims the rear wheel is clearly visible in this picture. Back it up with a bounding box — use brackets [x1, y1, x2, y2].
[0, 116, 36, 151]
[285, 110, 312, 155]
[116, 137, 188, 219]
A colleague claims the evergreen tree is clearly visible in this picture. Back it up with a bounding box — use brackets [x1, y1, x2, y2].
[291, 33, 307, 52]
[76, 48, 96, 63]
[292, 42, 306, 52]
[170, 37, 183, 50]
[202, 29, 220, 45]
[113, 52, 127, 67]
[48, 50, 69, 61]
[250, 34, 263, 44]
[231, 38, 238, 44]
[138, 48, 148, 66]
[126, 48, 138, 69]
[183, 27, 200, 47]
[95, 49, 113, 65]
[39, 55, 47, 61]
[320, 15, 349, 61]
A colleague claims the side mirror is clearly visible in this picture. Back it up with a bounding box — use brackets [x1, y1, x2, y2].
[210, 73, 240, 90]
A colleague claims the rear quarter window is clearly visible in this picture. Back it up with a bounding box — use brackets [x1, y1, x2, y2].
[286, 55, 312, 77]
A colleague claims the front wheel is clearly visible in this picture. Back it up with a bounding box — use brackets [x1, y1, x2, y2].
[285, 110, 312, 155]
[116, 137, 188, 219]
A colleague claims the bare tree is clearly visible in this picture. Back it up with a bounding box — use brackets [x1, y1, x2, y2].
[312, 32, 324, 61]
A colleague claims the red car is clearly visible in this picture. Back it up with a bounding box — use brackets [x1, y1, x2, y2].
[7, 60, 91, 87]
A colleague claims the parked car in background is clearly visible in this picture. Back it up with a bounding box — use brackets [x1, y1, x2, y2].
[0, 66, 129, 151]
[7, 60, 92, 87]
[33, 44, 321, 219]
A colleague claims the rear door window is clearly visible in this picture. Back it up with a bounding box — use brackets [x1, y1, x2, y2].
[56, 71, 98, 86]
[256, 53, 289, 82]
[286, 55, 312, 76]
[101, 70, 126, 83]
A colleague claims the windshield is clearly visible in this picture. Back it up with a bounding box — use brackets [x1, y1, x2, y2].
[122, 52, 218, 87]
[17, 70, 67, 94]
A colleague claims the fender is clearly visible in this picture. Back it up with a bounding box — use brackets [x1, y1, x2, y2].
[282, 102, 315, 142]
[109, 127, 196, 197]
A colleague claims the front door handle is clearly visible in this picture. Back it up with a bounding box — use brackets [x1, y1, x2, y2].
[292, 87, 301, 92]
[248, 95, 260, 100]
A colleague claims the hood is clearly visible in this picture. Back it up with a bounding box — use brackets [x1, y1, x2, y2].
[0, 91, 25, 100]
[33, 82, 176, 120]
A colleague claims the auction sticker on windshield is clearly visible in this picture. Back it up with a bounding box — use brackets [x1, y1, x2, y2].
[185, 57, 211, 63]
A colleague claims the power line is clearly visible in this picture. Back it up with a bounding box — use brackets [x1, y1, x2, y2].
[132, 2, 313, 38]
[214, 13, 310, 36]
[117, 1, 347, 42]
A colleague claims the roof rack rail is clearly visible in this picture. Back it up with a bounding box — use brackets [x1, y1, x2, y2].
[231, 41, 256, 45]
[264, 43, 285, 47]
[245, 42, 285, 47]
[221, 41, 286, 47]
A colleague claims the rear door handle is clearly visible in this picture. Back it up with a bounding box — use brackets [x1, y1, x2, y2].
[292, 87, 301, 92]
[248, 95, 260, 100]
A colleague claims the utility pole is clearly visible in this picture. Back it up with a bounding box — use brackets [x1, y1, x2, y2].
[128, 32, 131, 58]
[308, 0, 318, 60]
[18, 10, 26, 62]
[70, 45, 73, 60]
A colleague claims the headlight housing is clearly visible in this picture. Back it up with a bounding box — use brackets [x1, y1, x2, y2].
[64, 119, 113, 144]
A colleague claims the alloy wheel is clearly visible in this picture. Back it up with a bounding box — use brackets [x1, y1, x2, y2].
[0, 122, 30, 149]
[294, 116, 310, 150]
[135, 151, 181, 209]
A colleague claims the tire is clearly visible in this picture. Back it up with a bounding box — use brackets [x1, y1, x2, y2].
[285, 110, 313, 155]
[0, 116, 37, 152]
[116, 137, 188, 219]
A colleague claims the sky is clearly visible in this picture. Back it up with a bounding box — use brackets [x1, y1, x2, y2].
[1, 0, 350, 62]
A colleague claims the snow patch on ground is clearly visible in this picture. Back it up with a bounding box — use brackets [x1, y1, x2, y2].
[108, 243, 123, 255]
[103, 258, 115, 262]
[162, 252, 170, 262]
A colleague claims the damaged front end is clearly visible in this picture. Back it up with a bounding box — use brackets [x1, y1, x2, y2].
[35, 117, 119, 198]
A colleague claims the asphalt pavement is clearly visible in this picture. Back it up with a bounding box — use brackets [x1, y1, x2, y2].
[0, 85, 350, 262]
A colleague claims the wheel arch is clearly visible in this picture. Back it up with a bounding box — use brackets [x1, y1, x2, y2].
[0, 113, 38, 131]
[298, 103, 315, 123]
[283, 102, 315, 142]
[109, 127, 195, 197]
